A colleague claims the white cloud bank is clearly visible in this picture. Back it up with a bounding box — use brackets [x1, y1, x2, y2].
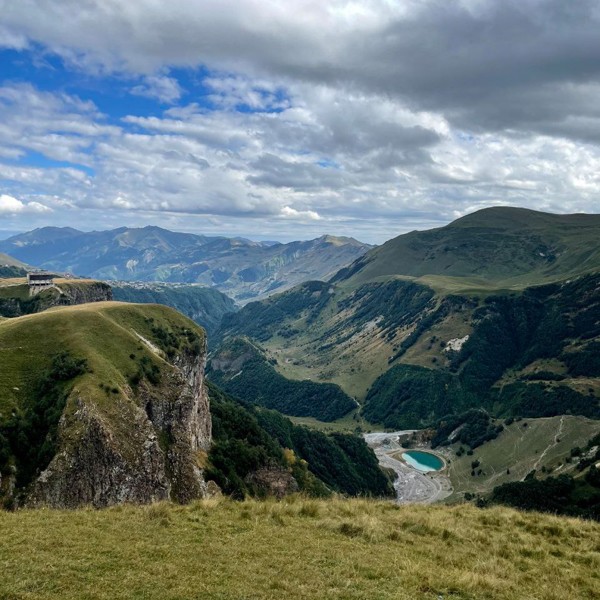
[0, 194, 51, 214]
[0, 1, 599, 241]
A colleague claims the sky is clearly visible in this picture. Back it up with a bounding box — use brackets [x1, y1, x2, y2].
[0, 0, 599, 244]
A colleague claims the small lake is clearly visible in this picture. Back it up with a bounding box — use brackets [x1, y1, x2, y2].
[402, 450, 444, 473]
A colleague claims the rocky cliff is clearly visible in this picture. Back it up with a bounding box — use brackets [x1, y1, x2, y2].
[0, 279, 112, 318]
[0, 303, 212, 509]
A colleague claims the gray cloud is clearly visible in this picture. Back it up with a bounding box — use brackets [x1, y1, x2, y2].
[1, 1, 600, 242]
[5, 0, 599, 140]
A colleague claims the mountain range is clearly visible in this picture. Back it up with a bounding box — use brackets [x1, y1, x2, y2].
[1, 206, 599, 515]
[0, 226, 371, 303]
[212, 207, 600, 429]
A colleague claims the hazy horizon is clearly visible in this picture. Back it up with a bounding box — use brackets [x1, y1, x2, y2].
[1, 1, 600, 243]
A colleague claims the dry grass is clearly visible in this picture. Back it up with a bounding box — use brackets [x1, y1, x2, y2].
[1, 497, 599, 599]
[445, 416, 600, 500]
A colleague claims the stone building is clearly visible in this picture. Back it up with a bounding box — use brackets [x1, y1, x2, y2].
[27, 272, 54, 296]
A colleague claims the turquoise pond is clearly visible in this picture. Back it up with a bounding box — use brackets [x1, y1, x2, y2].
[402, 451, 444, 473]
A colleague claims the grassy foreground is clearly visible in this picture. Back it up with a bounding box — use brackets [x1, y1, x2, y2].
[1, 498, 599, 600]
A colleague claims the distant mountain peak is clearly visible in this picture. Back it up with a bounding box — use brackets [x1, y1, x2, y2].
[0, 225, 371, 303]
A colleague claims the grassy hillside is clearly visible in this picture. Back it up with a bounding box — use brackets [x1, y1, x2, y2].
[218, 270, 600, 428]
[336, 207, 600, 290]
[441, 415, 600, 501]
[0, 498, 598, 600]
[111, 282, 236, 338]
[217, 278, 445, 400]
[0, 301, 206, 504]
[0, 301, 202, 416]
[0, 302, 390, 504]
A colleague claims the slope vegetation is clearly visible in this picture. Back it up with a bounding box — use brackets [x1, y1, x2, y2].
[0, 302, 211, 508]
[335, 207, 600, 290]
[207, 383, 393, 499]
[208, 337, 356, 421]
[0, 498, 598, 600]
[439, 415, 600, 501]
[216, 208, 600, 427]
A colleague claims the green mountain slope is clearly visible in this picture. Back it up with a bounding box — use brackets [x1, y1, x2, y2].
[207, 383, 393, 499]
[0, 302, 211, 508]
[208, 337, 356, 421]
[0, 299, 392, 507]
[216, 208, 600, 427]
[111, 282, 236, 338]
[335, 207, 600, 291]
[436, 414, 600, 503]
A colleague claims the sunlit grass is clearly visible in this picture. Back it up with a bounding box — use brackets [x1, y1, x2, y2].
[1, 497, 598, 599]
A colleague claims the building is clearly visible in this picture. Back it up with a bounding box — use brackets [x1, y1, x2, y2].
[27, 272, 54, 296]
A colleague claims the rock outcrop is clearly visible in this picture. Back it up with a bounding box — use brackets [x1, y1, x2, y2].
[0, 280, 112, 318]
[245, 466, 299, 499]
[26, 345, 211, 508]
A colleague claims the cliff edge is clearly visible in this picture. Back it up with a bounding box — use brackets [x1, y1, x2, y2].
[0, 302, 211, 508]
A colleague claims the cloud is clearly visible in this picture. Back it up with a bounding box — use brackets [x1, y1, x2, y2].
[280, 206, 321, 220]
[0, 82, 117, 166]
[0, 194, 51, 213]
[0, 24, 28, 50]
[130, 75, 183, 104]
[1, 1, 600, 242]
[4, 0, 600, 142]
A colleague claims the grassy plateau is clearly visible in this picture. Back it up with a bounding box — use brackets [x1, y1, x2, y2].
[0, 497, 599, 600]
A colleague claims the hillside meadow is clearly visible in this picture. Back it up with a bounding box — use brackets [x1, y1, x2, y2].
[0, 497, 599, 600]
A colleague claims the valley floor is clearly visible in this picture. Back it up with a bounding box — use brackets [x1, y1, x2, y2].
[364, 431, 452, 504]
[364, 416, 600, 504]
[1, 498, 599, 600]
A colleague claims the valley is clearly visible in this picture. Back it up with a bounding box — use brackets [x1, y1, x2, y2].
[364, 431, 452, 504]
[217, 209, 600, 431]
[2, 207, 599, 517]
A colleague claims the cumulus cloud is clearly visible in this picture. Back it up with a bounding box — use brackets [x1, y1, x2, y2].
[131, 75, 183, 104]
[1, 1, 600, 241]
[0, 194, 51, 213]
[4, 0, 600, 139]
[0, 83, 117, 165]
[280, 206, 321, 220]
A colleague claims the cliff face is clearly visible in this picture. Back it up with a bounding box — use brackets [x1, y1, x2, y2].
[26, 346, 211, 508]
[0, 280, 112, 318]
[0, 302, 212, 509]
[59, 281, 113, 305]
